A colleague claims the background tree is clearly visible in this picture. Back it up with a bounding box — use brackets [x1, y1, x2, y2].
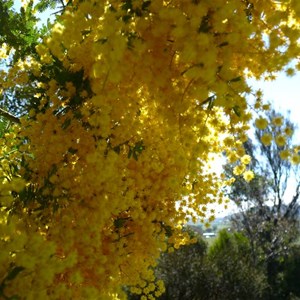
[281, 245, 300, 298]
[207, 229, 268, 300]
[155, 229, 210, 300]
[224, 109, 300, 299]
[134, 229, 267, 300]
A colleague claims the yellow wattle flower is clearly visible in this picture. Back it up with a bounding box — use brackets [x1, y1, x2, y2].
[261, 134, 273, 146]
[243, 170, 254, 182]
[255, 117, 268, 130]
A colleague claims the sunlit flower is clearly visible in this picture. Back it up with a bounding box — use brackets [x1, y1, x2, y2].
[275, 135, 286, 147]
[284, 127, 293, 136]
[279, 150, 290, 160]
[255, 117, 268, 130]
[272, 116, 283, 127]
[243, 170, 254, 182]
[261, 134, 272, 146]
[291, 154, 300, 164]
[241, 154, 251, 165]
[233, 164, 246, 176]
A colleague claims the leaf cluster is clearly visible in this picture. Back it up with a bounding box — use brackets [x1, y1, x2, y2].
[0, 0, 39, 62]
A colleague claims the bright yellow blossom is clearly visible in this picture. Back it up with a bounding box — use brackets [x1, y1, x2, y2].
[261, 134, 273, 146]
[279, 149, 290, 160]
[286, 67, 295, 77]
[291, 154, 300, 164]
[262, 104, 271, 111]
[284, 127, 293, 136]
[233, 164, 246, 176]
[255, 117, 268, 130]
[241, 154, 251, 165]
[275, 135, 286, 147]
[243, 170, 254, 182]
[272, 116, 284, 127]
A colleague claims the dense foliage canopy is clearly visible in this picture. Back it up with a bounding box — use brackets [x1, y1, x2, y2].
[1, 0, 300, 298]
[147, 228, 300, 300]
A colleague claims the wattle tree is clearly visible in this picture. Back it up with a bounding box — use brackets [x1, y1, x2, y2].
[1, 0, 300, 299]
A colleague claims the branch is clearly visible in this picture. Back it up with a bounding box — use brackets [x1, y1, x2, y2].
[0, 108, 20, 124]
[59, 0, 66, 8]
[283, 182, 300, 220]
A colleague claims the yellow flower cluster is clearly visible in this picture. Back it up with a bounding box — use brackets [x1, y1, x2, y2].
[0, 43, 9, 60]
[1, 0, 300, 298]
[254, 108, 300, 165]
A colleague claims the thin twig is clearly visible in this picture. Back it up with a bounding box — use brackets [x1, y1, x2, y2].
[0, 108, 20, 124]
[59, 0, 66, 8]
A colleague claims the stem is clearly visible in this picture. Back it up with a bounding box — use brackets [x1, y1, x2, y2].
[0, 108, 20, 124]
[59, 0, 66, 8]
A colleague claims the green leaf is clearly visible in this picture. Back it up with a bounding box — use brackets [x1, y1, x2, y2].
[198, 15, 211, 33]
[128, 148, 133, 159]
[208, 97, 215, 110]
[34, 0, 57, 13]
[200, 95, 215, 109]
[142, 1, 151, 11]
[229, 76, 242, 83]
[233, 106, 241, 117]
[218, 41, 229, 47]
[114, 217, 130, 229]
[61, 118, 71, 130]
[133, 152, 138, 160]
[113, 145, 121, 154]
[68, 147, 78, 154]
[163, 224, 173, 237]
[128, 141, 145, 160]
[134, 141, 145, 153]
[5, 266, 25, 281]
